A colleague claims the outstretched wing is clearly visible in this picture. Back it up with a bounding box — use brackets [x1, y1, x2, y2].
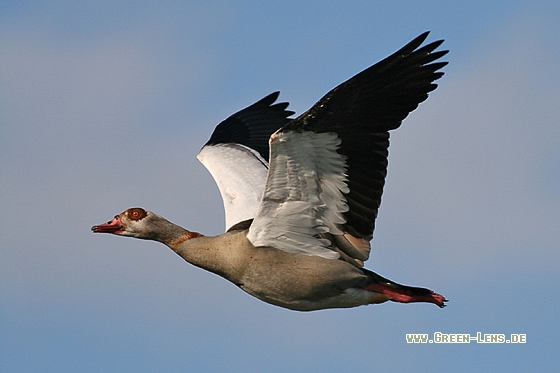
[247, 32, 448, 264]
[197, 92, 294, 231]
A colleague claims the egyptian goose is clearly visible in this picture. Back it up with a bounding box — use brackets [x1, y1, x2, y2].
[93, 32, 448, 311]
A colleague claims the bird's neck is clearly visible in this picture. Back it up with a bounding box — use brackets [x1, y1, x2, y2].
[141, 216, 200, 248]
[166, 230, 250, 285]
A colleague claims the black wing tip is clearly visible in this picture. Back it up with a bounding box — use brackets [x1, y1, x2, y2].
[428, 50, 450, 62]
[406, 33, 449, 78]
[256, 91, 294, 117]
[400, 31, 435, 53]
[415, 30, 445, 46]
[423, 37, 445, 49]
[259, 91, 280, 105]
[415, 30, 431, 43]
[402, 32, 446, 59]
[253, 91, 288, 110]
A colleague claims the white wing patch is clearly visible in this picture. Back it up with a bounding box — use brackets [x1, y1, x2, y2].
[247, 130, 349, 259]
[197, 144, 268, 231]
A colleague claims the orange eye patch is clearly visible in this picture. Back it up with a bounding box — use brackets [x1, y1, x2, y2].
[127, 208, 147, 221]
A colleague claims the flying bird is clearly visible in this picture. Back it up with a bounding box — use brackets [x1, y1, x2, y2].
[93, 32, 448, 311]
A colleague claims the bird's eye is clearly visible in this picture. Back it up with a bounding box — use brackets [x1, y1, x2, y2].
[127, 208, 146, 221]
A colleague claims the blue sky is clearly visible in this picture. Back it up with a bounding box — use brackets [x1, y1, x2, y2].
[1, 1, 559, 372]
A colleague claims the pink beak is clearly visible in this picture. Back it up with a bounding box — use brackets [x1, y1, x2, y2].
[92, 215, 124, 233]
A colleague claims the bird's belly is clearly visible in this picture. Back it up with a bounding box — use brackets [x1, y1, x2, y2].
[242, 285, 388, 311]
[236, 249, 386, 311]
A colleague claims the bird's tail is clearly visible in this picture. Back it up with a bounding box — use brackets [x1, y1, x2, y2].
[362, 269, 447, 308]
